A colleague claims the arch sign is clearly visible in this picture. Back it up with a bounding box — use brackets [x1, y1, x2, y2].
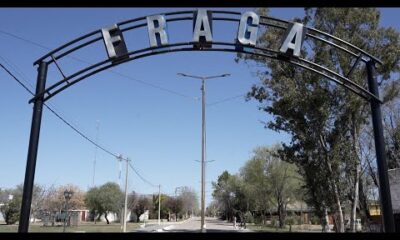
[18, 10, 395, 232]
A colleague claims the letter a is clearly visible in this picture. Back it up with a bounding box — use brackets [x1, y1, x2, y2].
[193, 9, 213, 48]
[279, 22, 306, 57]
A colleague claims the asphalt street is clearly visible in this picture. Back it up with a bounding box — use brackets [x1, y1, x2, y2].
[135, 217, 251, 233]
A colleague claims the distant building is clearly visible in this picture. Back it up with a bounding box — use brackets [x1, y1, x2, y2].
[389, 168, 400, 232]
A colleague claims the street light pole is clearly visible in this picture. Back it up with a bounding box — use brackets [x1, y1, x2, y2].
[158, 184, 161, 225]
[63, 190, 73, 233]
[117, 154, 130, 233]
[123, 157, 130, 233]
[177, 73, 230, 233]
[201, 78, 206, 232]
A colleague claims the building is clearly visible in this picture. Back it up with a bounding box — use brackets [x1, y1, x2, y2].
[389, 168, 400, 232]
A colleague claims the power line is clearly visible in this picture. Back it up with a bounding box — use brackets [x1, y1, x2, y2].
[0, 29, 198, 102]
[2, 60, 162, 193]
[0, 61, 118, 158]
[0, 30, 246, 107]
[206, 94, 246, 107]
[128, 162, 158, 188]
[0, 62, 34, 95]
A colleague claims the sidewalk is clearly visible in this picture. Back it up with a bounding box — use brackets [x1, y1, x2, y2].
[135, 217, 193, 232]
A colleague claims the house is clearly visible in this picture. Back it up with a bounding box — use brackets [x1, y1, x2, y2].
[285, 200, 314, 224]
[389, 168, 400, 232]
[362, 168, 400, 232]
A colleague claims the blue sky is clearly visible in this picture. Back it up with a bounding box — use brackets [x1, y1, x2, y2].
[0, 8, 398, 207]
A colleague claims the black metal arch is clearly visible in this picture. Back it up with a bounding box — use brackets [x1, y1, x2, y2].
[18, 10, 395, 232]
[30, 10, 382, 104]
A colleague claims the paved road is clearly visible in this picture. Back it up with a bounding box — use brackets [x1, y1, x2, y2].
[136, 217, 251, 233]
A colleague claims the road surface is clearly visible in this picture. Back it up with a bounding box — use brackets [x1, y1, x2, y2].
[135, 217, 251, 232]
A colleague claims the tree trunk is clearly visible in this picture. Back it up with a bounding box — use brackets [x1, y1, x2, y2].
[322, 207, 331, 232]
[350, 115, 361, 232]
[278, 202, 285, 228]
[326, 158, 345, 232]
[359, 179, 372, 231]
[333, 177, 345, 232]
[319, 134, 345, 232]
[105, 212, 110, 224]
[350, 163, 360, 232]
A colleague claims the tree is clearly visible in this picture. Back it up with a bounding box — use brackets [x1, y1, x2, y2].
[166, 196, 183, 221]
[240, 145, 304, 228]
[237, 8, 399, 232]
[240, 146, 274, 225]
[212, 171, 236, 221]
[0, 184, 50, 225]
[1, 196, 21, 225]
[267, 151, 303, 228]
[177, 186, 199, 218]
[85, 182, 123, 224]
[128, 192, 152, 222]
[153, 194, 172, 220]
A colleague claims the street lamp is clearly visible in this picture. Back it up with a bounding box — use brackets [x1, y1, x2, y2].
[177, 73, 231, 233]
[194, 159, 215, 221]
[63, 190, 73, 233]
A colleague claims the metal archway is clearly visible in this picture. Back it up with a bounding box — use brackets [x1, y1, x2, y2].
[18, 9, 395, 232]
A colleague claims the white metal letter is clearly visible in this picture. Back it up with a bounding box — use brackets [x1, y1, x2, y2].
[101, 24, 123, 59]
[279, 22, 306, 57]
[147, 15, 169, 48]
[237, 11, 259, 46]
[193, 9, 213, 43]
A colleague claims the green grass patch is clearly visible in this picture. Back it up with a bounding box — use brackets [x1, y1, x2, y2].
[0, 221, 141, 233]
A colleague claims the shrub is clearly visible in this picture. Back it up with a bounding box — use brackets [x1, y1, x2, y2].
[310, 215, 320, 225]
[285, 216, 297, 225]
[0, 198, 21, 225]
[244, 211, 254, 223]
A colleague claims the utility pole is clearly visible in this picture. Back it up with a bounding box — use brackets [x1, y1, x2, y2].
[92, 120, 100, 187]
[177, 73, 230, 232]
[158, 184, 161, 225]
[117, 155, 130, 233]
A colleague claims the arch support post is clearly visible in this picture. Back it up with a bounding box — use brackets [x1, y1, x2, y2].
[18, 61, 48, 233]
[366, 60, 395, 232]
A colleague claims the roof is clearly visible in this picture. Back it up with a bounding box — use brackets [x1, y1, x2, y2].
[286, 201, 313, 212]
[389, 168, 400, 213]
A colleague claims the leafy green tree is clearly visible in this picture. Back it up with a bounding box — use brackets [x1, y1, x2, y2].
[240, 146, 273, 224]
[85, 182, 123, 224]
[152, 193, 170, 220]
[128, 192, 152, 222]
[237, 8, 399, 232]
[212, 171, 235, 221]
[166, 196, 184, 221]
[0, 184, 48, 225]
[0, 193, 21, 225]
[240, 145, 304, 228]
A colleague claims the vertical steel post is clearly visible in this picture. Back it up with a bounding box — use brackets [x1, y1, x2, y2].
[158, 185, 161, 225]
[18, 61, 48, 233]
[63, 198, 69, 233]
[366, 60, 395, 232]
[123, 158, 129, 232]
[201, 79, 206, 232]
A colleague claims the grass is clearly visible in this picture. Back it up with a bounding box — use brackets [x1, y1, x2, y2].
[247, 223, 323, 232]
[0, 221, 141, 233]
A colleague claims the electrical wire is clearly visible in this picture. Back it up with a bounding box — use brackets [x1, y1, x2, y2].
[128, 162, 158, 188]
[0, 29, 251, 191]
[0, 29, 247, 107]
[2, 61, 161, 191]
[206, 94, 246, 107]
[0, 62, 120, 157]
[0, 29, 198, 102]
